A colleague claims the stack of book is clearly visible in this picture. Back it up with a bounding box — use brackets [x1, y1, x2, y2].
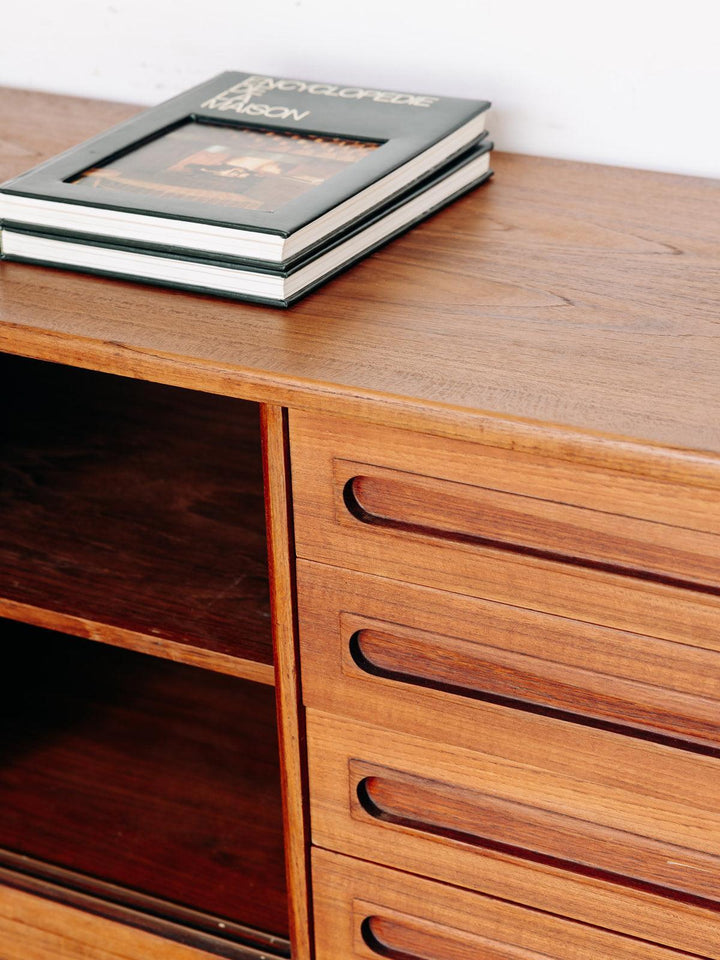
[0, 72, 492, 306]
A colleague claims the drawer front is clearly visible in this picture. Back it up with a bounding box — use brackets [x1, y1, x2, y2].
[307, 709, 720, 957]
[290, 411, 720, 650]
[313, 848, 695, 960]
[298, 561, 720, 750]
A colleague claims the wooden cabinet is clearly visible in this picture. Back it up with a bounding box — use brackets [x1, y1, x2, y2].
[292, 414, 720, 958]
[1, 87, 719, 959]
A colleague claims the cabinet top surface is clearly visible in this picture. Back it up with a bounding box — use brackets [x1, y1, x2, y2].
[1, 88, 719, 472]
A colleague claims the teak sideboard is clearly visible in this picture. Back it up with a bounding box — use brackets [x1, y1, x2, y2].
[0, 88, 719, 960]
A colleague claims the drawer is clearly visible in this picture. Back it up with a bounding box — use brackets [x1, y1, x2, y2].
[298, 561, 720, 749]
[306, 709, 720, 957]
[313, 848, 696, 960]
[290, 411, 720, 649]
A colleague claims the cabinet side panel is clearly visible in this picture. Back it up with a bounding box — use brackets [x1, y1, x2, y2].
[261, 404, 313, 960]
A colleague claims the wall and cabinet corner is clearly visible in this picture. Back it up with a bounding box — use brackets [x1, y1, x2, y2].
[0, 87, 718, 960]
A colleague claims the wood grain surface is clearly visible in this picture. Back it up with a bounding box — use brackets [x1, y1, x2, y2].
[306, 710, 720, 957]
[307, 708, 720, 900]
[290, 412, 720, 651]
[0, 620, 288, 942]
[1, 88, 719, 474]
[312, 849, 696, 960]
[0, 353, 273, 681]
[298, 562, 720, 752]
[0, 883, 230, 960]
[261, 406, 313, 960]
[2, 85, 719, 960]
[0, 861, 285, 960]
[343, 461, 720, 587]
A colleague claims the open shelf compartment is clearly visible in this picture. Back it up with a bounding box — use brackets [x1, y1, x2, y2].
[0, 618, 289, 955]
[0, 353, 273, 682]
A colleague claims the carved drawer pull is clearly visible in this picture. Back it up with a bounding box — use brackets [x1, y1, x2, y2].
[349, 624, 720, 752]
[340, 461, 720, 592]
[354, 765, 720, 904]
[361, 913, 546, 960]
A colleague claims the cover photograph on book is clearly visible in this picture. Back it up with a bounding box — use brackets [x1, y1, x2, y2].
[72, 121, 382, 213]
[0, 71, 491, 264]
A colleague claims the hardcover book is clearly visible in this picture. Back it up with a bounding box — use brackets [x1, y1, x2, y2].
[1, 142, 493, 306]
[0, 71, 490, 265]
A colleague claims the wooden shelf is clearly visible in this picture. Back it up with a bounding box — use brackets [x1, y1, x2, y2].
[0, 354, 273, 682]
[0, 619, 288, 950]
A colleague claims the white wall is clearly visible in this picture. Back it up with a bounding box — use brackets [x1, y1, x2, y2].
[2, 0, 718, 178]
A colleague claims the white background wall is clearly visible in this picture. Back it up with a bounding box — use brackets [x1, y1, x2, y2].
[1, 0, 718, 178]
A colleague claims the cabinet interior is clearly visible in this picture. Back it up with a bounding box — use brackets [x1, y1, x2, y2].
[0, 353, 273, 680]
[0, 355, 290, 957]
